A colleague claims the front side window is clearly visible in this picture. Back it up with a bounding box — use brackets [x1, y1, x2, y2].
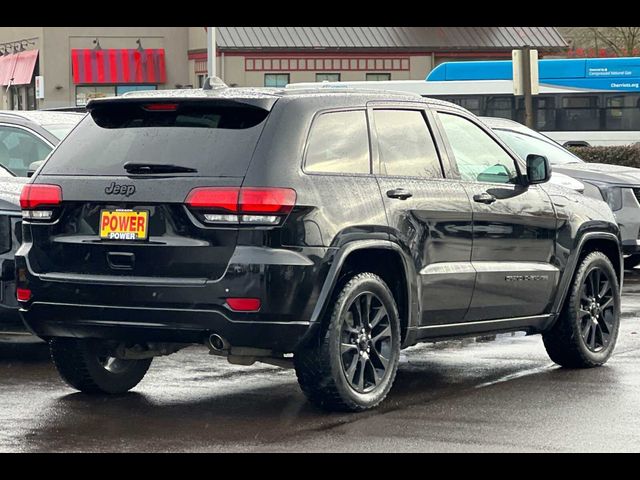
[437, 112, 518, 184]
[374, 109, 442, 178]
[305, 110, 370, 174]
[264, 74, 290, 87]
[0, 126, 51, 177]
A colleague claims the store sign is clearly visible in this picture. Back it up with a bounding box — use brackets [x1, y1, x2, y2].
[35, 76, 44, 99]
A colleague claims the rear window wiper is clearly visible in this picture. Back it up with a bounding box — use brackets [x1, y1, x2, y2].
[123, 162, 198, 174]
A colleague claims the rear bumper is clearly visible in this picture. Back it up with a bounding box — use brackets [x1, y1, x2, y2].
[0, 304, 29, 335]
[16, 245, 330, 353]
[20, 302, 313, 352]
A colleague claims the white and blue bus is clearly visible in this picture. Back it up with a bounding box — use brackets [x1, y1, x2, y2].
[287, 57, 640, 147]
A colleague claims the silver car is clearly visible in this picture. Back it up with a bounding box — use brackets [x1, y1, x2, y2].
[482, 116, 640, 270]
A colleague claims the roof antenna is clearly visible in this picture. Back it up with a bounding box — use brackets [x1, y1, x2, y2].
[203, 76, 228, 90]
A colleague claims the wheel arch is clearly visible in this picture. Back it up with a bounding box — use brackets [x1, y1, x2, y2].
[550, 231, 622, 322]
[302, 240, 417, 347]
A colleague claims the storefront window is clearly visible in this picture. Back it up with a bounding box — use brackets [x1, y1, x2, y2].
[316, 73, 340, 82]
[264, 74, 290, 87]
[366, 73, 391, 81]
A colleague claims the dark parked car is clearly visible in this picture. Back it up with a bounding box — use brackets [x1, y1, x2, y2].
[16, 88, 622, 411]
[0, 110, 84, 177]
[482, 117, 640, 271]
[0, 110, 83, 339]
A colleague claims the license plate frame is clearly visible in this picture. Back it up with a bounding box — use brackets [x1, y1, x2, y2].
[99, 209, 150, 241]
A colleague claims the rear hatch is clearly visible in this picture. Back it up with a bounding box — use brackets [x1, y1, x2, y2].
[24, 95, 278, 282]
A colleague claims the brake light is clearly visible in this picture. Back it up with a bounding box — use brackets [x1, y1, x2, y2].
[143, 103, 178, 111]
[239, 188, 296, 214]
[185, 187, 296, 225]
[226, 297, 261, 312]
[20, 184, 62, 209]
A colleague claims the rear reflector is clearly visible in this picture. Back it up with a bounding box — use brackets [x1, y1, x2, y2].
[20, 184, 63, 210]
[185, 187, 296, 222]
[16, 288, 32, 302]
[226, 298, 261, 312]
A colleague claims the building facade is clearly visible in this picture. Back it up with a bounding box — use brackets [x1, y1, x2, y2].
[0, 27, 567, 110]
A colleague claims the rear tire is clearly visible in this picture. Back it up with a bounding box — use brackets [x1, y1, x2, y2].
[294, 272, 401, 412]
[543, 251, 620, 368]
[49, 338, 152, 394]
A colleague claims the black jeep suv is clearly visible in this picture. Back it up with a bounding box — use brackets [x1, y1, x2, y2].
[15, 87, 622, 411]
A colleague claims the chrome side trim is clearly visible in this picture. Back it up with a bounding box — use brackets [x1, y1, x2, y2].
[420, 261, 558, 275]
[415, 314, 552, 330]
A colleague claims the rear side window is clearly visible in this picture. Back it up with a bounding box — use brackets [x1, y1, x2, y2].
[0, 126, 51, 177]
[305, 110, 370, 174]
[373, 109, 442, 178]
[40, 103, 270, 177]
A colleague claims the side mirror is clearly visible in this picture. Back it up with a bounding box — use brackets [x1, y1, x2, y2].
[27, 160, 44, 178]
[526, 154, 551, 184]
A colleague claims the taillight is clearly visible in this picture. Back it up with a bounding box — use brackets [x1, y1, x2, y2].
[20, 184, 62, 221]
[185, 187, 296, 226]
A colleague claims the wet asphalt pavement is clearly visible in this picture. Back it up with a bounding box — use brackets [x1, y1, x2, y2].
[2, 277, 640, 452]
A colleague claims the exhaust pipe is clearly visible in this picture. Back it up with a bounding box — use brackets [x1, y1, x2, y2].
[207, 333, 230, 354]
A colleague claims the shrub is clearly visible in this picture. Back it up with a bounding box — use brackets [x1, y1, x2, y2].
[567, 144, 640, 168]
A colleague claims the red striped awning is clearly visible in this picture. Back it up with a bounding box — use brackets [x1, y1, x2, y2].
[0, 49, 38, 86]
[71, 48, 166, 85]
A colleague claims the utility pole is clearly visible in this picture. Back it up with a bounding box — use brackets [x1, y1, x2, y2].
[522, 45, 534, 129]
[513, 46, 538, 129]
[207, 27, 216, 78]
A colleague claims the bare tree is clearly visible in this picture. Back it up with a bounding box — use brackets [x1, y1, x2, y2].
[562, 27, 640, 56]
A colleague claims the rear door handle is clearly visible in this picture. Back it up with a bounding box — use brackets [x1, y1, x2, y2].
[386, 188, 413, 200]
[473, 192, 497, 204]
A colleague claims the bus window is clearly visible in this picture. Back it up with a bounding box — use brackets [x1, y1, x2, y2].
[486, 96, 514, 120]
[557, 95, 600, 131]
[604, 94, 640, 131]
[534, 96, 556, 131]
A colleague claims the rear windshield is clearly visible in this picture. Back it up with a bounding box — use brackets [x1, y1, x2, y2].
[41, 103, 270, 177]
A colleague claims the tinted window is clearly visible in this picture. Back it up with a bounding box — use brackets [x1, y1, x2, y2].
[486, 96, 515, 120]
[438, 112, 518, 184]
[374, 109, 442, 178]
[41, 103, 270, 177]
[557, 95, 600, 131]
[305, 110, 369, 174]
[0, 126, 51, 177]
[604, 93, 640, 131]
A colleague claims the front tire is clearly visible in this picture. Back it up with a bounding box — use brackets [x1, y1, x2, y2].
[295, 272, 401, 412]
[50, 338, 152, 394]
[543, 251, 620, 368]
